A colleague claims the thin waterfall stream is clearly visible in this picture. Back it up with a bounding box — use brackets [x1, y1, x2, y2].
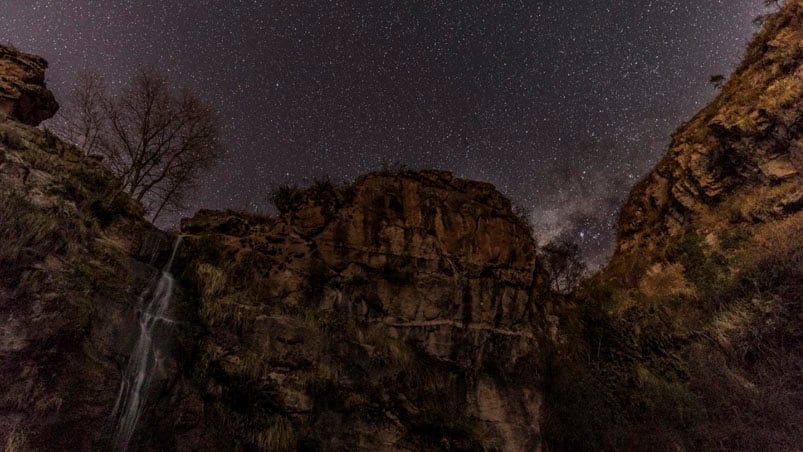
[112, 236, 182, 451]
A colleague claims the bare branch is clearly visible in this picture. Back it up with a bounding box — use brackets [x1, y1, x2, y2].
[55, 68, 224, 223]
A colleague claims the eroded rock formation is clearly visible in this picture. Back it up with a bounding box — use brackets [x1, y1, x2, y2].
[173, 171, 544, 450]
[0, 45, 59, 126]
[616, 3, 803, 257]
[3, 2, 803, 449]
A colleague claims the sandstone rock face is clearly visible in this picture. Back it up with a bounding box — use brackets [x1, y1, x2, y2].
[174, 171, 544, 451]
[616, 3, 803, 258]
[0, 46, 59, 125]
[584, 6, 803, 450]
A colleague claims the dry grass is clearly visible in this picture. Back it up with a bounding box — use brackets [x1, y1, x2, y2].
[201, 292, 255, 328]
[0, 128, 25, 150]
[3, 424, 27, 452]
[315, 362, 341, 383]
[300, 309, 321, 330]
[0, 378, 41, 412]
[238, 350, 271, 381]
[195, 263, 226, 300]
[748, 211, 803, 258]
[687, 211, 803, 450]
[360, 325, 415, 370]
[760, 76, 801, 109]
[297, 361, 341, 391]
[93, 231, 130, 254]
[387, 340, 415, 369]
[0, 190, 59, 265]
[251, 416, 296, 452]
[638, 263, 695, 301]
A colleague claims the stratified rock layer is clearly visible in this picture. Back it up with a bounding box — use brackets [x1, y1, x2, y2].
[0, 45, 59, 125]
[616, 3, 803, 257]
[175, 171, 544, 450]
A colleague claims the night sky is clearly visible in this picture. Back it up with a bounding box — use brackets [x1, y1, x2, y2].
[2, 1, 769, 264]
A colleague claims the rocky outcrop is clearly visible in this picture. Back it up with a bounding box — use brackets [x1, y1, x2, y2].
[616, 3, 803, 257]
[560, 4, 803, 451]
[0, 45, 59, 126]
[172, 171, 544, 451]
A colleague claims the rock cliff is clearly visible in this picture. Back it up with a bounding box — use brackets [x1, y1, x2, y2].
[616, 2, 803, 258]
[0, 104, 190, 449]
[541, 4, 803, 450]
[172, 172, 543, 450]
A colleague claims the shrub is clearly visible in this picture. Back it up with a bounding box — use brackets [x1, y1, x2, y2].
[539, 239, 587, 294]
[195, 263, 226, 300]
[0, 129, 24, 149]
[306, 177, 351, 218]
[270, 184, 305, 215]
[270, 178, 354, 218]
[513, 204, 534, 235]
[665, 231, 727, 298]
[719, 227, 750, 250]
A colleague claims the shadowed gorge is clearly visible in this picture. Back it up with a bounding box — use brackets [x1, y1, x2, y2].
[1, 2, 802, 451]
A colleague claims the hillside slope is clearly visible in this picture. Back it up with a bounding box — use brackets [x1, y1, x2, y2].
[0, 47, 185, 450]
[542, 3, 802, 451]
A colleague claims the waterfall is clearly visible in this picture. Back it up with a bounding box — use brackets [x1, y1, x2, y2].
[111, 236, 182, 451]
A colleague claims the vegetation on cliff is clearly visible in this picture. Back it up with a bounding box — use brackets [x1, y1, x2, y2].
[1, 1, 802, 451]
[542, 3, 803, 450]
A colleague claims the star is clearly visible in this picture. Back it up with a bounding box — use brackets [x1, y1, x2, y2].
[0, 0, 772, 265]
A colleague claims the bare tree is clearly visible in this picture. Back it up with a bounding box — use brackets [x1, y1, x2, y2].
[539, 239, 587, 294]
[57, 69, 223, 222]
[55, 72, 106, 156]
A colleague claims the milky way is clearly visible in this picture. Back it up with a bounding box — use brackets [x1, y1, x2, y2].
[1, 0, 771, 264]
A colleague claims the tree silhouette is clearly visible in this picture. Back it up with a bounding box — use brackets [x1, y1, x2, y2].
[539, 239, 586, 294]
[56, 70, 223, 222]
[709, 74, 725, 89]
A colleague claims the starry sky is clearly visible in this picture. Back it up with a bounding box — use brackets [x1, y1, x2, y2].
[1, 0, 770, 264]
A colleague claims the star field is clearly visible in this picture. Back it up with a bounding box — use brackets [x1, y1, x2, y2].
[1, 0, 770, 264]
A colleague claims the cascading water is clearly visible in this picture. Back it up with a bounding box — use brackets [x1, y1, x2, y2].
[111, 236, 182, 451]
